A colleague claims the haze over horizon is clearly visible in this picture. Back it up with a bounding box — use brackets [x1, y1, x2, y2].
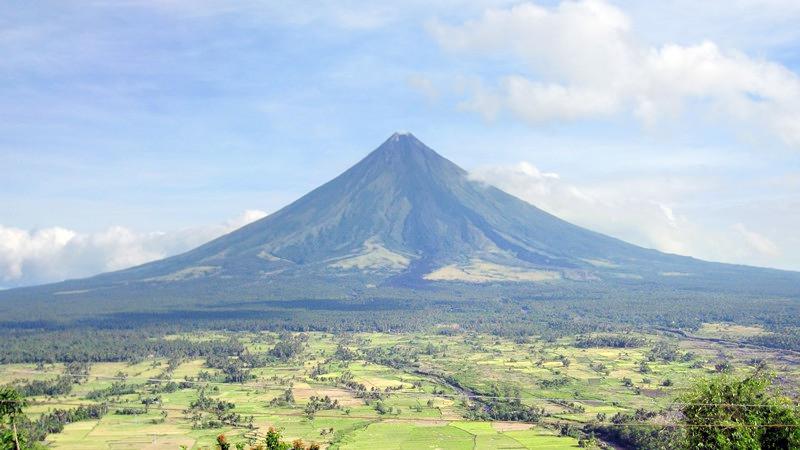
[3, 0, 800, 288]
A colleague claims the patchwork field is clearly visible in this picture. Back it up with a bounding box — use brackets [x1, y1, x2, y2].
[2, 325, 798, 449]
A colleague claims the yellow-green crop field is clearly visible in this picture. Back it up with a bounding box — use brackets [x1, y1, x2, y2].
[2, 325, 798, 449]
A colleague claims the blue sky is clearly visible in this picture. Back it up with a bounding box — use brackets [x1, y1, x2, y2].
[2, 0, 800, 287]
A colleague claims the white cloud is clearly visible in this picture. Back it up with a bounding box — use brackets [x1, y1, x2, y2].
[733, 223, 780, 257]
[471, 163, 787, 267]
[0, 209, 266, 288]
[499, 77, 620, 121]
[430, 0, 800, 147]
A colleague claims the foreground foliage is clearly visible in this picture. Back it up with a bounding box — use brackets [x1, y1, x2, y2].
[681, 371, 800, 449]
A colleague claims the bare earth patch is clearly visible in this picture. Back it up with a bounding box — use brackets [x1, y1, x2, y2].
[291, 384, 363, 407]
[425, 259, 560, 283]
[492, 422, 534, 431]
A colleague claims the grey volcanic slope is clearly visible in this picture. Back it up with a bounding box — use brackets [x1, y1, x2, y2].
[2, 132, 799, 319]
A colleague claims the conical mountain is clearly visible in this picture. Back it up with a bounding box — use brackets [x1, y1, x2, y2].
[2, 133, 799, 322]
[90, 132, 667, 283]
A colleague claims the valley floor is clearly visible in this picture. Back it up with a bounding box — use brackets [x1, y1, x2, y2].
[2, 324, 798, 449]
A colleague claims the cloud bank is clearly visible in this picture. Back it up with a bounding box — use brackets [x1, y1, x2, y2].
[430, 0, 800, 148]
[470, 163, 785, 268]
[0, 210, 266, 289]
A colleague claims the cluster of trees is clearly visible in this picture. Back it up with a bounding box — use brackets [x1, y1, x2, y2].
[0, 330, 248, 364]
[337, 371, 384, 401]
[203, 334, 312, 384]
[10, 362, 91, 401]
[0, 387, 109, 448]
[551, 399, 585, 414]
[308, 364, 330, 380]
[539, 377, 570, 389]
[268, 389, 295, 407]
[205, 353, 255, 384]
[372, 400, 403, 415]
[361, 345, 418, 368]
[221, 362, 253, 384]
[587, 409, 683, 450]
[303, 396, 339, 419]
[747, 329, 800, 352]
[333, 344, 357, 361]
[462, 383, 545, 423]
[13, 376, 73, 398]
[465, 397, 544, 422]
[86, 380, 139, 400]
[574, 334, 647, 348]
[589, 361, 609, 375]
[25, 403, 108, 442]
[647, 342, 680, 362]
[269, 334, 307, 361]
[214, 427, 320, 450]
[185, 388, 253, 430]
[114, 407, 147, 415]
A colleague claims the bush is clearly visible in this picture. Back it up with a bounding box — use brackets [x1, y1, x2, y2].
[680, 371, 800, 449]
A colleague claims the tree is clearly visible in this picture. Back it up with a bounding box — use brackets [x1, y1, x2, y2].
[216, 434, 231, 450]
[0, 387, 26, 450]
[263, 427, 291, 450]
[680, 371, 800, 449]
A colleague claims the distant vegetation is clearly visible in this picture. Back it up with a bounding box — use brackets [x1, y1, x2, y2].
[3, 291, 800, 364]
[574, 334, 647, 348]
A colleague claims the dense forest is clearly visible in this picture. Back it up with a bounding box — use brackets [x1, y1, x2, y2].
[2, 289, 800, 366]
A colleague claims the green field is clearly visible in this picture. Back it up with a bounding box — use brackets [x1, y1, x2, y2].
[2, 325, 798, 449]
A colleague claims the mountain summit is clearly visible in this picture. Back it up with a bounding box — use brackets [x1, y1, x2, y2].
[98, 131, 655, 283]
[2, 133, 799, 321]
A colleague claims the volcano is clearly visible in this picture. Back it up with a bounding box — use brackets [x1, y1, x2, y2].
[2, 132, 798, 323]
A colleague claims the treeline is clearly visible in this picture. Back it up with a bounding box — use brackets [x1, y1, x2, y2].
[13, 376, 73, 397]
[18, 403, 108, 443]
[746, 328, 800, 352]
[10, 362, 91, 397]
[3, 293, 800, 365]
[4, 287, 800, 343]
[86, 380, 140, 399]
[574, 333, 647, 348]
[0, 330, 250, 364]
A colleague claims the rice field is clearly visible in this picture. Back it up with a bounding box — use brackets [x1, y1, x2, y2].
[3, 324, 797, 449]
